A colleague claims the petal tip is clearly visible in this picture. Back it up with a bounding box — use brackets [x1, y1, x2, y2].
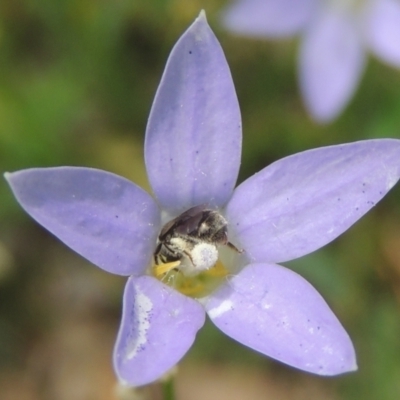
[198, 9, 207, 21]
[3, 171, 11, 181]
[320, 339, 358, 376]
[189, 9, 211, 38]
[4, 170, 25, 192]
[346, 355, 358, 373]
[350, 360, 358, 372]
[329, 359, 358, 376]
[4, 169, 36, 187]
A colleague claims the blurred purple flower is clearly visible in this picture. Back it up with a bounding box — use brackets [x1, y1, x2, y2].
[222, 0, 400, 122]
[5, 11, 400, 386]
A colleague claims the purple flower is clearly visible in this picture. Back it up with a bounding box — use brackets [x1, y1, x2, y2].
[5, 11, 400, 386]
[222, 0, 400, 122]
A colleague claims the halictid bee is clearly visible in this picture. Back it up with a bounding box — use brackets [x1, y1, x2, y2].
[154, 204, 241, 276]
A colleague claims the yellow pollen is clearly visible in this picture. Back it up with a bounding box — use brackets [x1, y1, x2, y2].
[153, 259, 230, 298]
[154, 260, 181, 277]
[204, 260, 229, 277]
[180, 280, 205, 296]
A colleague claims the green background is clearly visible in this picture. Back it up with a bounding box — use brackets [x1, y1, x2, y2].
[1, 1, 400, 399]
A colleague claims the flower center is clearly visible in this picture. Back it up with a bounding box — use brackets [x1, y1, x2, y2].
[154, 260, 230, 298]
[151, 204, 242, 297]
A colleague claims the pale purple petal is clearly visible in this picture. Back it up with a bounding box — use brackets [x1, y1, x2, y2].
[5, 167, 160, 276]
[222, 0, 317, 37]
[299, 8, 365, 122]
[362, 0, 400, 67]
[145, 11, 242, 214]
[226, 139, 400, 264]
[206, 263, 356, 375]
[114, 276, 205, 386]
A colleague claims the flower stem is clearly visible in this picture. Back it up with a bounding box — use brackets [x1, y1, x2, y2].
[162, 376, 176, 400]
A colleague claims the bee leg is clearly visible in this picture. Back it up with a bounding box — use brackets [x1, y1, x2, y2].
[183, 250, 195, 266]
[227, 241, 244, 253]
[154, 260, 181, 277]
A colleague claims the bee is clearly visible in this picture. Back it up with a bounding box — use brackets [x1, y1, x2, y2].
[154, 204, 241, 276]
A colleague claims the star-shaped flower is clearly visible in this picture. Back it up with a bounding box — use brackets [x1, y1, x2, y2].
[222, 0, 400, 122]
[5, 11, 400, 386]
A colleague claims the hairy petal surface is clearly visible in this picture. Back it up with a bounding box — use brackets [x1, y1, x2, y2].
[114, 276, 205, 386]
[5, 167, 160, 276]
[299, 7, 365, 122]
[222, 0, 317, 37]
[362, 0, 400, 67]
[206, 263, 356, 375]
[145, 11, 242, 214]
[226, 139, 400, 264]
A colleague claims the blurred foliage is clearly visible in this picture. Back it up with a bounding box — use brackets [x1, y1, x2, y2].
[1, 1, 400, 399]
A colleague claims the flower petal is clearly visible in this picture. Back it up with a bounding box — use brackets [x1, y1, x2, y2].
[5, 167, 160, 276]
[114, 276, 205, 386]
[362, 0, 400, 67]
[206, 263, 356, 375]
[299, 7, 365, 122]
[145, 11, 242, 214]
[222, 0, 317, 37]
[226, 139, 400, 264]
